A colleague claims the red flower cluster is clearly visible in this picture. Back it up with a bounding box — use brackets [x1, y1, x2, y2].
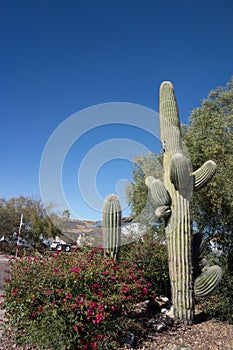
[3, 247, 153, 349]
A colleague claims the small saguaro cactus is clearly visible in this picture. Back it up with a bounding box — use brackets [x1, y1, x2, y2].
[102, 194, 122, 260]
[146, 81, 222, 325]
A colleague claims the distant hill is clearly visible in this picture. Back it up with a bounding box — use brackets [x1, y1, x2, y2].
[54, 217, 145, 246]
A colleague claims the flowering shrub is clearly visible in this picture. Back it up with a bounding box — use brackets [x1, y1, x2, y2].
[3, 247, 152, 349]
[120, 233, 170, 298]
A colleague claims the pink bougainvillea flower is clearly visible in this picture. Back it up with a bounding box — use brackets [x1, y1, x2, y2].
[70, 266, 82, 274]
[97, 304, 104, 312]
[11, 289, 18, 295]
[65, 293, 72, 299]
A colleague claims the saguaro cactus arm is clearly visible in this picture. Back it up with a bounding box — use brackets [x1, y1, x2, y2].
[192, 160, 217, 191]
[192, 231, 206, 262]
[145, 176, 171, 219]
[155, 205, 171, 218]
[170, 153, 192, 190]
[194, 265, 222, 299]
[145, 176, 171, 207]
[192, 231, 222, 297]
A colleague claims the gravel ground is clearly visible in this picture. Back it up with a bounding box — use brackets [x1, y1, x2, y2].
[0, 255, 232, 350]
[1, 315, 232, 350]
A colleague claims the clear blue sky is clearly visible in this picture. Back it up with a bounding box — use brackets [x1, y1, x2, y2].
[1, 0, 233, 220]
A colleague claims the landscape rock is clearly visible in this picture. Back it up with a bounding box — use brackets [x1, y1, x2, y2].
[146, 299, 160, 313]
[124, 331, 135, 346]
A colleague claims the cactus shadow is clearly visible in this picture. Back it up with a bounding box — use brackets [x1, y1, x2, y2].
[193, 311, 208, 325]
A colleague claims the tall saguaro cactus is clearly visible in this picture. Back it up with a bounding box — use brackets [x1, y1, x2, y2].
[146, 81, 220, 325]
[102, 194, 122, 260]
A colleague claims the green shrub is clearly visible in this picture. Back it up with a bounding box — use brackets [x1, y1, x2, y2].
[0, 240, 50, 257]
[120, 233, 170, 298]
[203, 269, 233, 324]
[2, 247, 152, 349]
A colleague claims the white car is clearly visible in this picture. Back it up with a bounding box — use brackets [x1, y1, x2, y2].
[50, 242, 71, 252]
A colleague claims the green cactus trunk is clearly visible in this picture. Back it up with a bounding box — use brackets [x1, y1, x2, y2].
[146, 81, 220, 325]
[160, 82, 194, 324]
[102, 194, 122, 260]
[166, 195, 194, 322]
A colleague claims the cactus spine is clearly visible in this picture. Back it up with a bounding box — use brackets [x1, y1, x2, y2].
[146, 81, 220, 325]
[102, 194, 122, 260]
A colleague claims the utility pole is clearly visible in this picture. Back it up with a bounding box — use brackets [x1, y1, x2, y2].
[15, 214, 23, 258]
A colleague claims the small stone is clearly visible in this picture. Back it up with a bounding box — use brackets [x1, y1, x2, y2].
[146, 299, 160, 312]
[163, 314, 174, 327]
[144, 319, 167, 332]
[156, 321, 167, 332]
[145, 319, 157, 330]
[157, 295, 169, 302]
[163, 300, 173, 310]
[124, 331, 135, 346]
[166, 345, 180, 350]
[166, 306, 175, 319]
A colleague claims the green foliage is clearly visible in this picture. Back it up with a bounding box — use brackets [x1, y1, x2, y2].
[0, 196, 60, 250]
[3, 249, 152, 349]
[126, 153, 165, 241]
[126, 153, 163, 219]
[183, 78, 233, 312]
[184, 77, 233, 240]
[62, 209, 71, 218]
[202, 269, 233, 324]
[120, 233, 170, 298]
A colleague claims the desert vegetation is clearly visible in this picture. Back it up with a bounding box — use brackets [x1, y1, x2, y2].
[1, 78, 233, 348]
